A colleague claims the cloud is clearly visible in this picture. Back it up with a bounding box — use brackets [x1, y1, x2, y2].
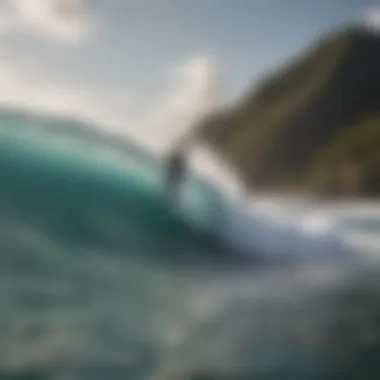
[0, 0, 92, 43]
[361, 6, 380, 31]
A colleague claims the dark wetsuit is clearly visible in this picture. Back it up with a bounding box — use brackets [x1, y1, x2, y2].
[166, 149, 186, 202]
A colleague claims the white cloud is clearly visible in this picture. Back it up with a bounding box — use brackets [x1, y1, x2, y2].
[0, 0, 92, 43]
[361, 6, 380, 31]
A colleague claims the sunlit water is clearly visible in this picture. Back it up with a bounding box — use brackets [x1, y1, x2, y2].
[0, 108, 379, 380]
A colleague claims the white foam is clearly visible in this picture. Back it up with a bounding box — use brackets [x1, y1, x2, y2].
[218, 196, 380, 263]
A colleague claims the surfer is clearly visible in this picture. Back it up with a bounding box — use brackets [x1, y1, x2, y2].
[165, 141, 189, 204]
[163, 116, 207, 203]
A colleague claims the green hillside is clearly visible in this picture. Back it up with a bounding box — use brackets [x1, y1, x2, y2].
[199, 26, 380, 197]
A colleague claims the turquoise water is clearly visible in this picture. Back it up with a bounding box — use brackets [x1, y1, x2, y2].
[0, 109, 228, 263]
[1, 108, 380, 380]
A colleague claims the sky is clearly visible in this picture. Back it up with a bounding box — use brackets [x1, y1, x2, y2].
[0, 0, 379, 152]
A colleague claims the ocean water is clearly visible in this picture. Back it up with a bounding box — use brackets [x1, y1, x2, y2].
[0, 108, 380, 380]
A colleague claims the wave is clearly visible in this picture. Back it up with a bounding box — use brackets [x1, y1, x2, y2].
[0, 106, 379, 380]
[0, 106, 369, 264]
[0, 107, 235, 265]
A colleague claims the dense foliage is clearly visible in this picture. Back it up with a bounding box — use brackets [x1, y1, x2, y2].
[200, 26, 380, 196]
